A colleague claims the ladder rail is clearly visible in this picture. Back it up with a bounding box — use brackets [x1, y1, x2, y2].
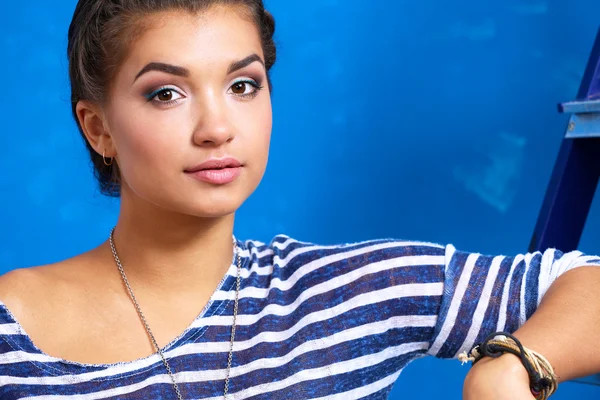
[529, 27, 600, 253]
[529, 27, 600, 387]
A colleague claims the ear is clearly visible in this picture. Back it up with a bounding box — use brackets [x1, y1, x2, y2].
[75, 100, 115, 158]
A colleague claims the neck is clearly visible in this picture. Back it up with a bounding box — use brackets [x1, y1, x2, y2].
[101, 190, 237, 296]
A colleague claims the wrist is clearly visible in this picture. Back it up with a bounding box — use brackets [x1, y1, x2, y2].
[475, 353, 530, 381]
[460, 332, 558, 399]
[464, 354, 536, 399]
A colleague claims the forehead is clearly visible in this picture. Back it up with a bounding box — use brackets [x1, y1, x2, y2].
[120, 6, 264, 76]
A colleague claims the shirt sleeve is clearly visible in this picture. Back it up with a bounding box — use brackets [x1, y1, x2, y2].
[427, 245, 600, 359]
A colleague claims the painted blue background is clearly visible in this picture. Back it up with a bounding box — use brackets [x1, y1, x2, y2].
[1, 0, 599, 398]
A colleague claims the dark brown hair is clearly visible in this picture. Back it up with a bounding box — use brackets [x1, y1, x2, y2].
[67, 0, 276, 197]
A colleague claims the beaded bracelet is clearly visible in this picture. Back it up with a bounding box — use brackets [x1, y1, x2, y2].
[458, 332, 558, 400]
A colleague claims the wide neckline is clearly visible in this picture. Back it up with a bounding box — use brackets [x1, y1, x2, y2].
[0, 239, 247, 372]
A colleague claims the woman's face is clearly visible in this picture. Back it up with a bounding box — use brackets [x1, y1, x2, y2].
[103, 6, 272, 217]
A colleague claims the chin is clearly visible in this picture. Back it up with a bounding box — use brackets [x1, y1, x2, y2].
[178, 194, 246, 219]
[125, 176, 258, 219]
[189, 204, 239, 219]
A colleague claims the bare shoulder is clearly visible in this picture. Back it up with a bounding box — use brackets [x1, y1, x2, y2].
[0, 266, 39, 293]
[0, 262, 70, 319]
[0, 247, 108, 324]
[0, 266, 46, 313]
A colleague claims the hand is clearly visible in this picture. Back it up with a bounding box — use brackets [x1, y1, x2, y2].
[463, 354, 536, 400]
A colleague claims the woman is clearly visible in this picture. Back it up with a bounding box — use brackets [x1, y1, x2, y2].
[0, 0, 599, 399]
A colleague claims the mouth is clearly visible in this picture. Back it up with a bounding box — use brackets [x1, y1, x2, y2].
[184, 157, 243, 185]
[185, 157, 242, 173]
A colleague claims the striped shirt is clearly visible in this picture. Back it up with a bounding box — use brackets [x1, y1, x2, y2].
[0, 235, 599, 399]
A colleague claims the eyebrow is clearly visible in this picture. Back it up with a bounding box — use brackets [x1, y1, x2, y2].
[133, 54, 265, 83]
[134, 63, 189, 82]
[227, 53, 264, 74]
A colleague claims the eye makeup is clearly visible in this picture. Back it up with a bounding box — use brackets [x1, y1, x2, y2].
[144, 86, 185, 107]
[140, 67, 266, 107]
[228, 78, 264, 99]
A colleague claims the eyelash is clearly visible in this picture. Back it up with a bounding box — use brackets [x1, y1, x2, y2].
[145, 86, 182, 107]
[232, 79, 264, 99]
[144, 78, 264, 106]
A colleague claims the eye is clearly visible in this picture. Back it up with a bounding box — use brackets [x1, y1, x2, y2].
[145, 87, 185, 105]
[228, 79, 263, 98]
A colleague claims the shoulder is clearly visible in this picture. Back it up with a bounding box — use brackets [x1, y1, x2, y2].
[266, 235, 446, 254]
[0, 267, 48, 314]
[0, 249, 105, 328]
[0, 263, 72, 326]
[246, 234, 445, 250]
[243, 235, 447, 270]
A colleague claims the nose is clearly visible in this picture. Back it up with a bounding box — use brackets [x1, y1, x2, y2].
[191, 94, 234, 147]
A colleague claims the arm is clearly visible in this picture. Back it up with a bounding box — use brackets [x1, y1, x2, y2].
[464, 266, 600, 398]
[515, 265, 600, 381]
[419, 243, 600, 398]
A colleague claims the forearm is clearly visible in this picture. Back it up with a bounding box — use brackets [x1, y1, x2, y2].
[463, 266, 600, 399]
[511, 266, 600, 382]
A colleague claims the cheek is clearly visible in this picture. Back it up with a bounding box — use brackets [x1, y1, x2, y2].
[248, 96, 273, 157]
[110, 106, 188, 178]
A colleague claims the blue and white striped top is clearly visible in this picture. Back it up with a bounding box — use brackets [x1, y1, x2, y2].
[0, 236, 599, 399]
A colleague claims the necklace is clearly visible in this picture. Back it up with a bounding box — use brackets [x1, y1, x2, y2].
[109, 228, 242, 399]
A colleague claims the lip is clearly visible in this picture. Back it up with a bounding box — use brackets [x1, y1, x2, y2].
[185, 157, 242, 173]
[185, 157, 242, 185]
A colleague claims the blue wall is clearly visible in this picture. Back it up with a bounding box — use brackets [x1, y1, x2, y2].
[2, 0, 599, 398]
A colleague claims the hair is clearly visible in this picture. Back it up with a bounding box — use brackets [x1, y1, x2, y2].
[67, 0, 276, 197]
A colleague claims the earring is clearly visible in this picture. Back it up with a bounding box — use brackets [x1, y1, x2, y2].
[102, 150, 113, 166]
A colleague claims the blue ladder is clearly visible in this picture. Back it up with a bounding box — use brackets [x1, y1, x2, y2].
[530, 28, 600, 387]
